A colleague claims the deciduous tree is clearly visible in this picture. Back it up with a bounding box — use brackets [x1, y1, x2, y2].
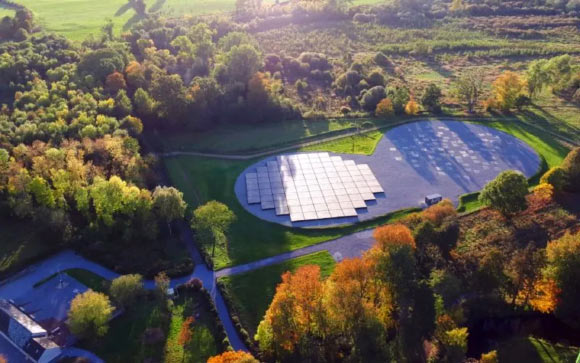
[109, 274, 144, 308]
[479, 170, 528, 216]
[152, 186, 186, 235]
[492, 71, 527, 111]
[207, 351, 258, 363]
[68, 290, 113, 339]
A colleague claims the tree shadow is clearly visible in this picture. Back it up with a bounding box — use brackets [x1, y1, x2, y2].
[115, 2, 133, 17]
[149, 0, 167, 14]
[123, 12, 146, 31]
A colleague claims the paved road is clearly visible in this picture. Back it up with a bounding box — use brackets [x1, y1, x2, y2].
[215, 228, 375, 278]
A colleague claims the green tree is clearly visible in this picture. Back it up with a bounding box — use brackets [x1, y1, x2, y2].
[540, 166, 568, 192]
[154, 271, 170, 303]
[109, 274, 144, 308]
[526, 59, 549, 98]
[545, 231, 580, 328]
[191, 201, 236, 258]
[560, 147, 580, 192]
[150, 74, 188, 126]
[68, 290, 113, 339]
[133, 88, 156, 117]
[361, 86, 386, 111]
[152, 186, 187, 235]
[223, 44, 262, 85]
[421, 83, 443, 113]
[453, 71, 483, 113]
[479, 170, 528, 216]
[114, 89, 132, 117]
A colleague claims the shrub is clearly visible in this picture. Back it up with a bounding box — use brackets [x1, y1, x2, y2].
[421, 83, 442, 113]
[540, 167, 568, 192]
[360, 86, 386, 111]
[422, 199, 456, 225]
[340, 106, 351, 115]
[374, 52, 391, 67]
[367, 69, 386, 87]
[109, 274, 144, 308]
[295, 79, 308, 95]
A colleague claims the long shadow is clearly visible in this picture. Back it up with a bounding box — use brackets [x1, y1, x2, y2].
[148, 0, 167, 13]
[385, 121, 474, 192]
[123, 13, 145, 31]
[115, 2, 133, 16]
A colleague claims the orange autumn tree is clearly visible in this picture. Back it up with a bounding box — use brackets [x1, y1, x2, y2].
[325, 257, 392, 336]
[405, 97, 420, 115]
[178, 316, 194, 360]
[207, 350, 258, 363]
[372, 223, 416, 251]
[256, 265, 326, 355]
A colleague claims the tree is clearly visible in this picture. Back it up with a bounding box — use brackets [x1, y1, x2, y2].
[191, 201, 236, 258]
[178, 316, 195, 361]
[479, 170, 528, 216]
[540, 166, 568, 192]
[361, 86, 386, 111]
[224, 44, 262, 85]
[440, 327, 469, 363]
[544, 231, 580, 327]
[207, 351, 258, 363]
[421, 83, 442, 113]
[68, 290, 113, 339]
[114, 89, 132, 117]
[453, 71, 483, 113]
[256, 265, 326, 357]
[150, 74, 188, 126]
[492, 71, 527, 111]
[375, 98, 394, 118]
[526, 59, 549, 98]
[154, 271, 170, 302]
[560, 147, 580, 192]
[152, 186, 186, 235]
[106, 71, 127, 93]
[404, 97, 419, 115]
[109, 274, 144, 308]
[133, 88, 156, 117]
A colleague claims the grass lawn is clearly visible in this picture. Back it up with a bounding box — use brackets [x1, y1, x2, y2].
[0, 215, 56, 278]
[65, 268, 110, 293]
[497, 336, 579, 363]
[164, 290, 224, 362]
[301, 130, 384, 155]
[218, 251, 336, 336]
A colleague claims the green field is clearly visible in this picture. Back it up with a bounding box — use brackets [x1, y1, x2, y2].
[301, 130, 384, 155]
[1, 0, 236, 41]
[218, 251, 336, 336]
[497, 336, 579, 363]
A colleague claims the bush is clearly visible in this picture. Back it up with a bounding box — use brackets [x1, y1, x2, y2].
[353, 13, 377, 23]
[540, 167, 568, 192]
[374, 52, 391, 68]
[367, 70, 386, 87]
[421, 83, 442, 113]
[360, 86, 386, 111]
[109, 274, 144, 308]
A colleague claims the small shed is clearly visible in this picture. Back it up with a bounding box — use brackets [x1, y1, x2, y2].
[425, 194, 443, 206]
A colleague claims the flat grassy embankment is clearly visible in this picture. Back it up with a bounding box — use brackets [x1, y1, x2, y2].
[218, 251, 335, 336]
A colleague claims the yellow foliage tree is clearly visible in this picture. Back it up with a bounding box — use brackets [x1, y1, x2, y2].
[481, 350, 498, 363]
[492, 71, 527, 111]
[375, 98, 394, 118]
[405, 97, 420, 115]
[527, 278, 560, 313]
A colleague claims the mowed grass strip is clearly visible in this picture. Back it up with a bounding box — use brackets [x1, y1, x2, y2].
[301, 130, 384, 155]
[218, 251, 336, 336]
